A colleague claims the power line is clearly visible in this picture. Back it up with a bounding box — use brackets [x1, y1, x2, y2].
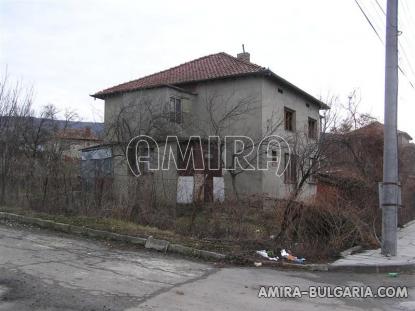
[398, 0, 415, 74]
[369, 0, 387, 35]
[374, 0, 385, 15]
[354, 0, 383, 43]
[374, 0, 415, 88]
[401, 0, 415, 33]
[354, 0, 415, 89]
[371, 0, 415, 85]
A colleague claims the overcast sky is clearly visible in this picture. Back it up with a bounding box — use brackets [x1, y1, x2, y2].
[1, 0, 414, 136]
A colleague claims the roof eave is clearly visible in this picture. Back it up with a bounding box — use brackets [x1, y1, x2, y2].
[399, 131, 413, 141]
[262, 69, 329, 110]
[90, 93, 106, 100]
[92, 70, 330, 110]
[90, 83, 198, 100]
[90, 72, 261, 100]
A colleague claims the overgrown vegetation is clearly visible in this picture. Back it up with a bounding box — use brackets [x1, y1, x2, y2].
[1, 76, 414, 263]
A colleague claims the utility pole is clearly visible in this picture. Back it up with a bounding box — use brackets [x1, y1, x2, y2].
[381, 0, 399, 256]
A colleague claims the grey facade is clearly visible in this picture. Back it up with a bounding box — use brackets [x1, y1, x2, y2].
[91, 52, 327, 203]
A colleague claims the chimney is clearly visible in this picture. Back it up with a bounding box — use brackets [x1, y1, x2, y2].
[237, 44, 250, 63]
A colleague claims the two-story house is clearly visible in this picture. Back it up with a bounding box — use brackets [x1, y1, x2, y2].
[88, 51, 328, 204]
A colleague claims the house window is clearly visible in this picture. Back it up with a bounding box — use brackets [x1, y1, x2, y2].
[284, 153, 296, 184]
[278, 88, 284, 94]
[169, 97, 182, 124]
[308, 117, 317, 139]
[284, 107, 295, 132]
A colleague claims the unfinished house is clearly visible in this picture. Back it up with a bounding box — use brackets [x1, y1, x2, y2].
[316, 121, 415, 224]
[57, 127, 103, 160]
[88, 51, 328, 204]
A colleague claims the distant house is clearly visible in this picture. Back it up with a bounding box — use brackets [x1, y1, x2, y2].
[319, 121, 413, 179]
[57, 127, 103, 160]
[89, 51, 328, 203]
[317, 121, 415, 223]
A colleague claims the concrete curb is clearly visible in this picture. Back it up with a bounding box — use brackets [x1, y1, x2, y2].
[1, 211, 413, 273]
[327, 263, 415, 273]
[0, 212, 225, 261]
[259, 259, 415, 273]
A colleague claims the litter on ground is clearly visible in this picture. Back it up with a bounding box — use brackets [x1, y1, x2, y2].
[256, 250, 279, 261]
[280, 249, 305, 264]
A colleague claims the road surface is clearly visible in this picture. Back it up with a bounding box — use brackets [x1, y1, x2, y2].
[0, 222, 414, 310]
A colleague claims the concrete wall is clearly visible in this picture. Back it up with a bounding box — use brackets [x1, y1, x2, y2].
[188, 77, 262, 137]
[103, 75, 322, 203]
[104, 87, 195, 141]
[260, 77, 320, 200]
[187, 77, 264, 198]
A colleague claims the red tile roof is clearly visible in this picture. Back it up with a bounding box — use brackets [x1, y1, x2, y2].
[92, 52, 264, 98]
[92, 52, 328, 109]
[57, 127, 101, 142]
[351, 121, 412, 140]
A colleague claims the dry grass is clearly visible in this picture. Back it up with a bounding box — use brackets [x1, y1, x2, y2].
[0, 172, 409, 263]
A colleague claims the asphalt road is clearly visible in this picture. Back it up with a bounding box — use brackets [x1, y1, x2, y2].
[0, 222, 414, 311]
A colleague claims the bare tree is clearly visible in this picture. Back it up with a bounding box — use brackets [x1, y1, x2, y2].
[0, 73, 34, 204]
[333, 89, 376, 133]
[194, 90, 284, 200]
[106, 95, 174, 161]
[277, 91, 379, 239]
[0, 71, 82, 210]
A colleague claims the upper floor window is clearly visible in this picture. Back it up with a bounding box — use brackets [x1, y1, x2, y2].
[284, 107, 295, 132]
[308, 117, 317, 139]
[169, 97, 182, 124]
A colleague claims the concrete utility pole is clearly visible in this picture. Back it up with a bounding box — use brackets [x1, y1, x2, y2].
[381, 0, 399, 256]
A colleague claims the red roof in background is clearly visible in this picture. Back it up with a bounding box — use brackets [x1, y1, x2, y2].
[92, 52, 264, 99]
[57, 127, 101, 142]
[352, 121, 413, 141]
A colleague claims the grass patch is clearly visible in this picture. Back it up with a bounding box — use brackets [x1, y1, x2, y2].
[0, 205, 237, 254]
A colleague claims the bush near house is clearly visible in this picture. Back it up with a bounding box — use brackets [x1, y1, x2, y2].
[0, 172, 383, 262]
[1, 121, 414, 261]
[1, 76, 415, 263]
